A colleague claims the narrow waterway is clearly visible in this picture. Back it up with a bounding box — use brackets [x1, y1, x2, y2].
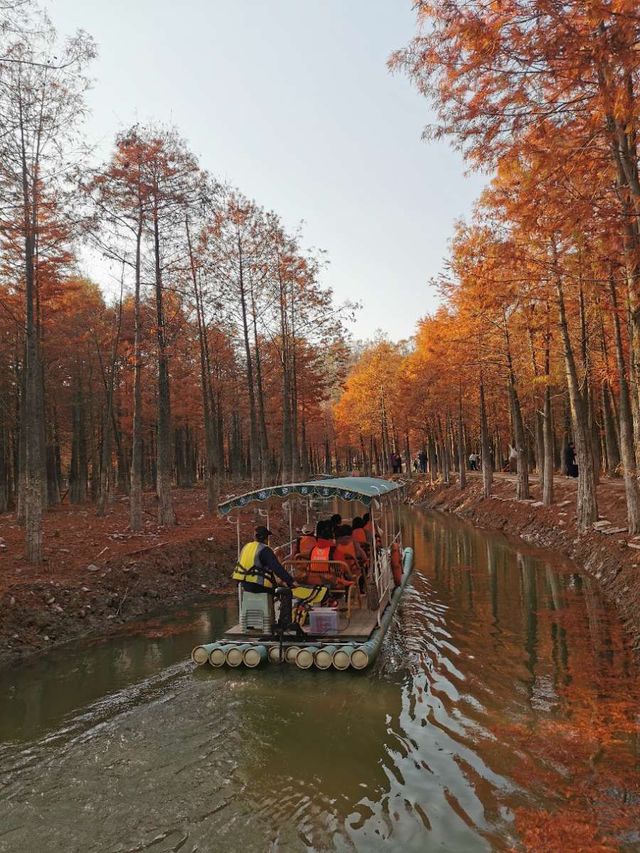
[1, 508, 639, 852]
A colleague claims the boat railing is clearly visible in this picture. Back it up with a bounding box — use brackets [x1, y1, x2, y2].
[374, 548, 394, 625]
[273, 539, 297, 557]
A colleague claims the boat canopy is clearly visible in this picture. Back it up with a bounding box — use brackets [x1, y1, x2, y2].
[218, 476, 402, 516]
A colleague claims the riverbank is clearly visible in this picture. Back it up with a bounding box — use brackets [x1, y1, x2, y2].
[408, 473, 640, 648]
[4, 474, 639, 669]
[0, 487, 285, 669]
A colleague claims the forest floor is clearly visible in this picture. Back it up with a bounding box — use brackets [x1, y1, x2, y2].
[408, 471, 640, 648]
[0, 485, 288, 669]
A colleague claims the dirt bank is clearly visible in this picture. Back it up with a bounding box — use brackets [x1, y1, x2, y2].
[0, 487, 286, 669]
[409, 474, 640, 648]
[4, 475, 638, 668]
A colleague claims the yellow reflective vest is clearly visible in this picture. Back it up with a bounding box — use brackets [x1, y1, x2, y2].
[231, 541, 275, 589]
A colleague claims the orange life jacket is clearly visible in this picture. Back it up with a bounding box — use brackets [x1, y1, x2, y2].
[300, 542, 354, 589]
[334, 541, 363, 583]
[390, 542, 403, 586]
[310, 542, 335, 574]
[333, 541, 356, 570]
[352, 528, 368, 548]
[335, 540, 357, 562]
[295, 534, 316, 558]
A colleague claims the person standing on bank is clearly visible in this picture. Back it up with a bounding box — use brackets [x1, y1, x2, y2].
[232, 526, 295, 593]
[565, 442, 578, 478]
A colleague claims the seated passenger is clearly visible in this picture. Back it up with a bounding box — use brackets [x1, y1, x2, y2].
[363, 512, 381, 546]
[351, 516, 369, 550]
[334, 524, 367, 574]
[304, 521, 353, 588]
[289, 524, 316, 560]
[315, 519, 335, 541]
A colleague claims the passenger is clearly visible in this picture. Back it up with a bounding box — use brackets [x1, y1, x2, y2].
[290, 524, 316, 560]
[232, 526, 295, 595]
[315, 520, 328, 540]
[311, 520, 335, 559]
[300, 520, 341, 586]
[363, 512, 381, 546]
[334, 524, 367, 576]
[351, 516, 369, 550]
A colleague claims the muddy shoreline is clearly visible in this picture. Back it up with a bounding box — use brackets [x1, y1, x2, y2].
[0, 536, 237, 669]
[409, 476, 640, 649]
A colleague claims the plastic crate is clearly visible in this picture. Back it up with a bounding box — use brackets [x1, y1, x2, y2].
[240, 590, 274, 631]
[309, 607, 339, 635]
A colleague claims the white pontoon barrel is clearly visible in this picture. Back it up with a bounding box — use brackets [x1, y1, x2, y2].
[191, 643, 219, 665]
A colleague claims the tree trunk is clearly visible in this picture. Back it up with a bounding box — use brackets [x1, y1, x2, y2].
[116, 427, 129, 496]
[359, 433, 370, 475]
[16, 360, 26, 523]
[153, 207, 175, 526]
[46, 411, 61, 507]
[505, 314, 529, 500]
[236, 235, 260, 484]
[23, 152, 44, 560]
[428, 432, 437, 484]
[555, 268, 598, 531]
[480, 379, 492, 498]
[97, 405, 112, 517]
[510, 380, 530, 500]
[457, 392, 466, 489]
[0, 412, 8, 514]
[96, 284, 123, 516]
[625, 293, 640, 464]
[439, 415, 450, 485]
[599, 316, 621, 475]
[542, 301, 554, 506]
[601, 380, 621, 475]
[130, 220, 144, 531]
[609, 276, 640, 533]
[186, 216, 219, 512]
[289, 277, 301, 481]
[251, 299, 270, 484]
[69, 375, 88, 504]
[542, 385, 554, 506]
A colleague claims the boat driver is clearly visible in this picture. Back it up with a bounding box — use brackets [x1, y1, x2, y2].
[232, 525, 295, 594]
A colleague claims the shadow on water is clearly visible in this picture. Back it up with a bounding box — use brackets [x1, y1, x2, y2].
[1, 506, 639, 852]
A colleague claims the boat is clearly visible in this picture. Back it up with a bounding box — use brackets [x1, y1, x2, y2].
[191, 476, 414, 671]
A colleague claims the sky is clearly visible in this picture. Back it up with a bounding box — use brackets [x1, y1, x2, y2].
[46, 0, 486, 342]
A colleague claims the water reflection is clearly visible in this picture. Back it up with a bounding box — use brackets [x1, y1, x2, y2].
[0, 508, 639, 851]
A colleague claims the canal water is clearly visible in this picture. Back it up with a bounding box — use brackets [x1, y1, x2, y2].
[1, 508, 639, 852]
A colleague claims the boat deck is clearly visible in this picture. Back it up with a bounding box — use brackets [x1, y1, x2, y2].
[225, 609, 378, 642]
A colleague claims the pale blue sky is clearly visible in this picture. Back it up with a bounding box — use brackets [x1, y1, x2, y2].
[47, 0, 485, 341]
